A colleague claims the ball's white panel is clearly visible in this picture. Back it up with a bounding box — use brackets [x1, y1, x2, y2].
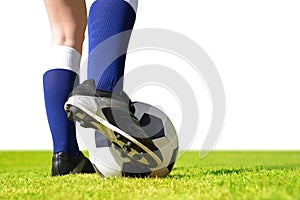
[76, 126, 97, 152]
[133, 102, 146, 120]
[92, 147, 122, 178]
[134, 102, 168, 125]
[163, 119, 178, 141]
[151, 138, 174, 167]
[77, 126, 122, 177]
[169, 135, 180, 149]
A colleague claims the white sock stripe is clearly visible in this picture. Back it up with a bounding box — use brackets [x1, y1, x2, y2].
[45, 45, 81, 74]
[124, 0, 138, 13]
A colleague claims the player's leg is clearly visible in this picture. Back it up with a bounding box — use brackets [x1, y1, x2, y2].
[87, 0, 138, 92]
[43, 0, 87, 53]
[43, 0, 95, 176]
[65, 0, 163, 168]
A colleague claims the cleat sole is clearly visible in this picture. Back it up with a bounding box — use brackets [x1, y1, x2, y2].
[65, 99, 163, 168]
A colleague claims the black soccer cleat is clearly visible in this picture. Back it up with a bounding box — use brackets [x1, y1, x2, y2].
[64, 80, 163, 168]
[51, 151, 96, 176]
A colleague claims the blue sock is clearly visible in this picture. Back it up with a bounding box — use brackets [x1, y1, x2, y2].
[43, 69, 79, 156]
[87, 0, 137, 92]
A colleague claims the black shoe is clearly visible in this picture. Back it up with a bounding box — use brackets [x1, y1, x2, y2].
[51, 151, 96, 176]
[64, 80, 163, 169]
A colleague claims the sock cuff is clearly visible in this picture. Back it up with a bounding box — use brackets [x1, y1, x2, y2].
[45, 45, 81, 74]
[124, 0, 138, 13]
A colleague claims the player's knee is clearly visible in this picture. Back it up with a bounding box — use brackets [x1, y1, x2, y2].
[51, 31, 85, 53]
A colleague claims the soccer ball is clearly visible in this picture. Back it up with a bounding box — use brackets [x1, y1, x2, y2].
[77, 101, 179, 177]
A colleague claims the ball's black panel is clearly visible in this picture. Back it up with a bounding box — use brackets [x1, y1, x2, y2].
[140, 114, 165, 140]
[122, 162, 151, 178]
[167, 147, 179, 172]
[95, 130, 111, 148]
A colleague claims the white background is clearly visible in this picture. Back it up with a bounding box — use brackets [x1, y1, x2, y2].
[0, 0, 299, 150]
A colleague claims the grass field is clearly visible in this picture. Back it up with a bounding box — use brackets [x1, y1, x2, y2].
[0, 151, 299, 200]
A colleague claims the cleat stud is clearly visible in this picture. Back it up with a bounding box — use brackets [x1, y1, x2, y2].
[126, 141, 132, 147]
[116, 134, 122, 140]
[123, 145, 131, 153]
[80, 120, 85, 126]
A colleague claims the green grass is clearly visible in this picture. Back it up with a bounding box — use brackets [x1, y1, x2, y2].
[1, 151, 300, 200]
